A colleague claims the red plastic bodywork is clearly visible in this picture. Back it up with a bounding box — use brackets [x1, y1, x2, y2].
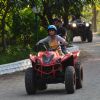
[30, 50, 80, 78]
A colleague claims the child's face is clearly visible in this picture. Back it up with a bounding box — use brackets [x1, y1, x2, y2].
[48, 29, 56, 36]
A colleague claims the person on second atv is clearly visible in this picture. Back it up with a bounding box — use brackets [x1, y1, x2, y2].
[52, 18, 67, 39]
[53, 18, 68, 53]
[36, 25, 67, 55]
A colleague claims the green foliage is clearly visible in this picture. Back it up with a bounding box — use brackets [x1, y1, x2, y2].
[82, 5, 93, 20]
[0, 0, 99, 64]
[32, 26, 47, 44]
[12, 8, 35, 35]
[0, 45, 36, 65]
[0, 0, 12, 33]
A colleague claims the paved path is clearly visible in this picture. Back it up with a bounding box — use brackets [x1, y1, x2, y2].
[0, 34, 100, 100]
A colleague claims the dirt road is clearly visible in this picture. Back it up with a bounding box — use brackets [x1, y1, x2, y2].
[0, 34, 100, 100]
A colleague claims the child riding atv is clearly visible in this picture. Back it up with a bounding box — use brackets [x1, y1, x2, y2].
[25, 25, 83, 95]
[36, 25, 68, 55]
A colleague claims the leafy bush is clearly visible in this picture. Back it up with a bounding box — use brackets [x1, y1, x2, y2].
[0, 45, 36, 65]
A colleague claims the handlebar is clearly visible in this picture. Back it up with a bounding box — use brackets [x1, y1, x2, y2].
[37, 43, 68, 51]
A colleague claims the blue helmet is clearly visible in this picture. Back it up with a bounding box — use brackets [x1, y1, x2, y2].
[48, 25, 57, 31]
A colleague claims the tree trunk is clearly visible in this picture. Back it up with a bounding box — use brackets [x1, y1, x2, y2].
[38, 13, 48, 28]
[92, 5, 97, 32]
[42, 0, 53, 25]
[1, 17, 7, 51]
[63, 14, 68, 27]
[1, 33, 7, 51]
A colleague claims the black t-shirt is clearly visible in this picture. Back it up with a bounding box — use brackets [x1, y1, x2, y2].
[57, 26, 67, 37]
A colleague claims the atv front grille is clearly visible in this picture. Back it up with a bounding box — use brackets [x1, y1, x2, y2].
[42, 73, 53, 79]
[42, 66, 52, 73]
[35, 64, 61, 74]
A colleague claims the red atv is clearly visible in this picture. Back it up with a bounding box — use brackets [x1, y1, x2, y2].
[25, 44, 83, 95]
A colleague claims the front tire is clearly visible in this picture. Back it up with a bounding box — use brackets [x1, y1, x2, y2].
[65, 66, 76, 94]
[81, 35, 86, 42]
[75, 62, 83, 89]
[87, 30, 93, 42]
[25, 68, 37, 95]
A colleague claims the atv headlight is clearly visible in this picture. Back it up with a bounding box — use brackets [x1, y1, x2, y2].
[86, 23, 89, 27]
[72, 23, 77, 27]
